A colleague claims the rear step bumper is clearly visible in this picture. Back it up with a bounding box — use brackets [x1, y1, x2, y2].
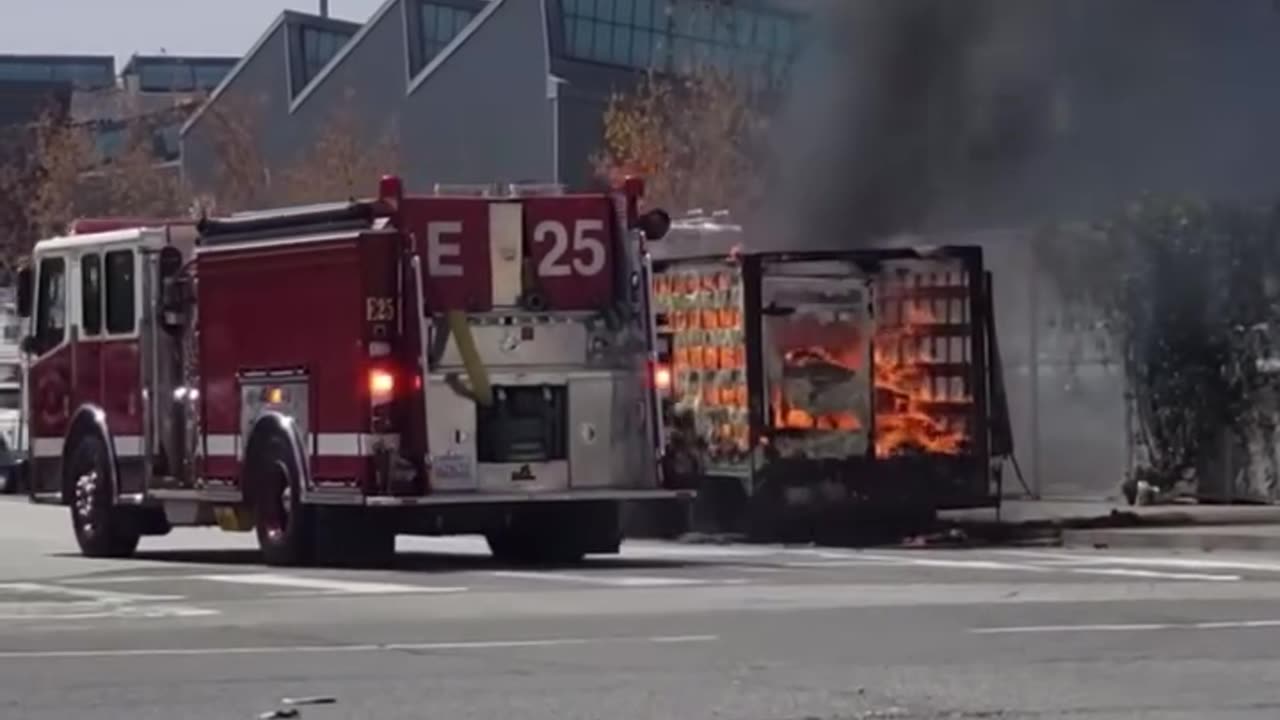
[364, 488, 695, 507]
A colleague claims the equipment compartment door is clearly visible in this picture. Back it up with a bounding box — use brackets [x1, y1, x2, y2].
[759, 261, 873, 461]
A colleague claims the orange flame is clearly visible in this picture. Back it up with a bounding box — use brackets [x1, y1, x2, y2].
[872, 300, 970, 456]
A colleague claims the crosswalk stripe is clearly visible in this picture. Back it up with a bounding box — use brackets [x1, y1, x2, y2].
[490, 571, 747, 588]
[1066, 567, 1240, 582]
[194, 574, 466, 595]
[995, 549, 1280, 573]
[0, 582, 185, 603]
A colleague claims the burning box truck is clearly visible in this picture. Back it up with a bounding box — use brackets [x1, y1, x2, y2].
[14, 175, 688, 566]
[648, 212, 1014, 537]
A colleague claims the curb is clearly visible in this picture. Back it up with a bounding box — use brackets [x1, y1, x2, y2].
[1062, 527, 1280, 552]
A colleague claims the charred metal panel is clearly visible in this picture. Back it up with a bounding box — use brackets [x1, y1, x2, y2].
[759, 260, 873, 462]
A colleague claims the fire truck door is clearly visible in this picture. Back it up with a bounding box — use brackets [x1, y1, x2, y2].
[26, 253, 73, 496]
[758, 262, 873, 460]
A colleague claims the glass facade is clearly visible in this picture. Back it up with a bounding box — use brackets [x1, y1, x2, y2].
[134, 59, 236, 93]
[410, 1, 479, 75]
[560, 0, 800, 87]
[92, 113, 183, 165]
[292, 25, 356, 93]
[0, 57, 114, 89]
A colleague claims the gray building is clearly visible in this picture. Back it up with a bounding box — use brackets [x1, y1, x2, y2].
[180, 0, 810, 196]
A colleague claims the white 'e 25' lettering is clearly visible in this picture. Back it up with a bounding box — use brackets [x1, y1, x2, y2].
[426, 221, 464, 277]
[534, 219, 606, 278]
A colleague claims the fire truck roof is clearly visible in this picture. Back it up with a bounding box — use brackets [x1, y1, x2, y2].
[34, 226, 164, 253]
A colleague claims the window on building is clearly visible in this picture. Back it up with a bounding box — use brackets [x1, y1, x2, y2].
[293, 26, 354, 92]
[104, 249, 135, 335]
[560, 0, 800, 87]
[0, 62, 51, 82]
[94, 123, 125, 163]
[138, 63, 196, 92]
[33, 256, 66, 355]
[410, 1, 478, 75]
[59, 62, 114, 89]
[193, 63, 234, 91]
[81, 253, 101, 337]
[153, 123, 181, 162]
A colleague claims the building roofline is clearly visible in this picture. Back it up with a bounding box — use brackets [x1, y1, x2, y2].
[405, 0, 508, 96]
[121, 54, 240, 76]
[288, 0, 401, 114]
[179, 12, 290, 137]
[279, 9, 362, 34]
[0, 53, 115, 65]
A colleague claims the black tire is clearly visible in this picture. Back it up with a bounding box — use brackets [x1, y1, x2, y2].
[68, 433, 140, 558]
[250, 431, 314, 567]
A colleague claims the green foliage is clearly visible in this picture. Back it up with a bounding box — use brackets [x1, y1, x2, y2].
[1040, 197, 1280, 488]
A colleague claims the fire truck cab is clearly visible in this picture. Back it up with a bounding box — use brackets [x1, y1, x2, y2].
[15, 176, 687, 567]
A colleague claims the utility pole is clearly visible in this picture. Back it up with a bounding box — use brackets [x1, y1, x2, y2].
[319, 0, 330, 17]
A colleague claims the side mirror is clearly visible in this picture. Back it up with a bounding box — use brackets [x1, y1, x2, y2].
[15, 268, 31, 319]
[19, 335, 35, 356]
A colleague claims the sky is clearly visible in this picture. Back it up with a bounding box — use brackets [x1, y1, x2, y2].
[0, 0, 388, 65]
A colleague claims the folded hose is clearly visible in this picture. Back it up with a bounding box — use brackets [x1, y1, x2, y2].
[444, 309, 493, 407]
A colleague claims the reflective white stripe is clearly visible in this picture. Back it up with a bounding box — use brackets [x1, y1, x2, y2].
[113, 435, 144, 457]
[316, 433, 400, 457]
[203, 433, 396, 458]
[489, 202, 524, 306]
[30, 435, 144, 459]
[31, 438, 63, 459]
[205, 434, 238, 457]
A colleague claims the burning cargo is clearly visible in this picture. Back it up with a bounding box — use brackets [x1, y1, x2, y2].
[649, 213, 1012, 537]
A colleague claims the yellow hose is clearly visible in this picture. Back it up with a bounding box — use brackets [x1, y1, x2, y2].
[446, 310, 493, 407]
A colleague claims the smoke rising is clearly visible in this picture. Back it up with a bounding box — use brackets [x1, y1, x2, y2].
[769, 0, 1280, 245]
[757, 1, 1280, 498]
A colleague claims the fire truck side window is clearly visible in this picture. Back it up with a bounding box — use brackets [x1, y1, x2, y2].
[104, 249, 136, 335]
[81, 253, 102, 337]
[33, 256, 66, 355]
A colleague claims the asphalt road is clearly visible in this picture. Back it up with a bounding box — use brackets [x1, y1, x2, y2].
[3, 499, 1280, 719]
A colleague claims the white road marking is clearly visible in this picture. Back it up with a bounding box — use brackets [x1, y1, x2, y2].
[0, 582, 217, 620]
[195, 573, 466, 595]
[853, 554, 1055, 573]
[60, 575, 188, 585]
[0, 601, 219, 621]
[0, 582, 184, 603]
[997, 549, 1280, 573]
[1066, 567, 1240, 582]
[490, 571, 748, 587]
[0, 634, 719, 660]
[972, 619, 1280, 635]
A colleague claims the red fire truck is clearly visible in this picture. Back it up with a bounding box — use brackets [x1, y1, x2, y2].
[15, 176, 686, 567]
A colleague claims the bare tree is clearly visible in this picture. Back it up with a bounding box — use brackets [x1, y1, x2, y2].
[277, 90, 402, 205]
[26, 107, 100, 238]
[194, 91, 273, 214]
[593, 3, 772, 217]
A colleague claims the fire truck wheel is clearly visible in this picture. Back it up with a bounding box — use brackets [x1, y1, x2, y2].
[67, 433, 140, 559]
[250, 432, 315, 567]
